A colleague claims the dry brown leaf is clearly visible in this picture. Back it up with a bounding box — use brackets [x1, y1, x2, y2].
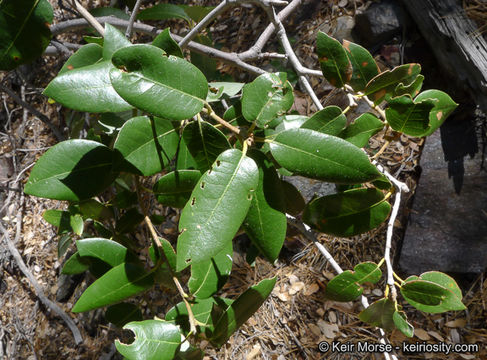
[459, 355, 476, 360]
[445, 318, 467, 328]
[246, 344, 261, 360]
[308, 323, 322, 337]
[317, 319, 339, 339]
[428, 330, 444, 341]
[289, 281, 305, 295]
[277, 291, 290, 302]
[304, 283, 320, 296]
[414, 328, 431, 341]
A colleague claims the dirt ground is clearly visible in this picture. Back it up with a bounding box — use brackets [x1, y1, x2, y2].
[0, 0, 486, 359]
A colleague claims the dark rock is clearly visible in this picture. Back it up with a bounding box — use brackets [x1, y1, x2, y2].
[353, 0, 407, 49]
[399, 130, 487, 274]
[283, 176, 335, 202]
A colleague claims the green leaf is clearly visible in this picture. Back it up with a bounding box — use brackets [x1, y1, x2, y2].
[182, 120, 231, 172]
[324, 262, 382, 301]
[190, 34, 218, 79]
[316, 32, 352, 88]
[418, 271, 463, 300]
[105, 303, 143, 328]
[342, 40, 379, 91]
[401, 280, 466, 313]
[385, 95, 436, 136]
[243, 150, 286, 262]
[269, 128, 381, 184]
[110, 44, 208, 120]
[176, 136, 198, 170]
[152, 28, 183, 58]
[115, 208, 144, 234]
[304, 188, 391, 237]
[79, 199, 113, 221]
[89, 7, 130, 20]
[43, 209, 71, 233]
[77, 238, 137, 267]
[393, 311, 414, 338]
[189, 241, 233, 299]
[208, 82, 245, 99]
[414, 90, 458, 137]
[301, 106, 347, 136]
[242, 72, 294, 128]
[339, 113, 384, 148]
[0, 0, 53, 70]
[58, 43, 103, 75]
[394, 74, 424, 98]
[24, 140, 117, 201]
[115, 320, 181, 360]
[153, 170, 201, 208]
[181, 5, 215, 22]
[102, 23, 131, 61]
[176, 149, 258, 271]
[359, 298, 395, 332]
[113, 116, 179, 176]
[148, 239, 177, 272]
[364, 63, 421, 104]
[72, 262, 154, 312]
[43, 60, 133, 113]
[61, 251, 91, 275]
[70, 214, 84, 236]
[137, 3, 191, 22]
[211, 277, 276, 347]
[280, 180, 305, 215]
[58, 233, 73, 258]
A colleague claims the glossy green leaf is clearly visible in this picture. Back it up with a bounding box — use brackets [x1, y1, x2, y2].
[102, 23, 131, 61]
[176, 149, 258, 271]
[393, 311, 414, 338]
[70, 214, 84, 236]
[58, 43, 103, 75]
[43, 209, 71, 233]
[148, 239, 177, 272]
[364, 63, 421, 104]
[189, 240, 233, 298]
[243, 150, 286, 262]
[190, 34, 218, 79]
[79, 199, 113, 220]
[115, 208, 144, 234]
[342, 40, 379, 91]
[385, 95, 436, 136]
[61, 251, 91, 275]
[153, 170, 201, 208]
[89, 7, 130, 20]
[241, 72, 294, 128]
[269, 128, 381, 184]
[304, 188, 391, 236]
[394, 74, 424, 98]
[372, 174, 393, 190]
[359, 298, 395, 332]
[58, 233, 73, 258]
[137, 3, 190, 22]
[43, 60, 133, 113]
[152, 28, 183, 58]
[280, 180, 305, 215]
[176, 136, 198, 170]
[115, 320, 181, 360]
[182, 120, 231, 172]
[301, 106, 347, 136]
[211, 277, 276, 347]
[181, 5, 215, 22]
[113, 116, 179, 176]
[324, 262, 382, 301]
[72, 262, 154, 312]
[414, 90, 458, 137]
[339, 113, 384, 148]
[77, 238, 136, 267]
[105, 303, 143, 328]
[110, 44, 208, 120]
[24, 140, 117, 201]
[208, 82, 244, 101]
[401, 280, 465, 313]
[316, 31, 352, 88]
[0, 0, 53, 70]
[419, 271, 463, 300]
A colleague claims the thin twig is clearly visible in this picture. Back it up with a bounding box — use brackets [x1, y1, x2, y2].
[0, 83, 64, 141]
[125, 0, 143, 38]
[202, 105, 241, 135]
[0, 195, 83, 345]
[70, 0, 105, 36]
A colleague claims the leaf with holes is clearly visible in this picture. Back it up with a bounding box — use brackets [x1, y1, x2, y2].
[211, 277, 276, 347]
[207, 82, 245, 102]
[24, 140, 117, 201]
[364, 63, 421, 104]
[243, 150, 286, 262]
[414, 90, 458, 137]
[359, 298, 395, 332]
[303, 188, 391, 237]
[152, 27, 183, 58]
[241, 72, 294, 128]
[385, 95, 436, 136]
[115, 320, 181, 360]
[72, 263, 154, 312]
[113, 116, 179, 176]
[301, 106, 347, 136]
[316, 32, 352, 88]
[153, 170, 201, 208]
[182, 121, 231, 173]
[339, 113, 384, 148]
[110, 44, 208, 120]
[58, 43, 102, 75]
[176, 149, 258, 271]
[0, 0, 53, 70]
[394, 74, 424, 98]
[342, 40, 379, 91]
[269, 128, 381, 184]
[324, 262, 382, 301]
[188, 240, 233, 299]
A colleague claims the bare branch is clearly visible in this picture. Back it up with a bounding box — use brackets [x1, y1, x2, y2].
[70, 0, 105, 36]
[125, 0, 143, 38]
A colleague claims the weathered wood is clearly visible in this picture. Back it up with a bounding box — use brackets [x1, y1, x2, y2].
[401, 0, 487, 111]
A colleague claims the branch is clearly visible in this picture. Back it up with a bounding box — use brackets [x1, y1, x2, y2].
[70, 0, 105, 36]
[0, 83, 64, 141]
[125, 0, 143, 38]
[202, 104, 241, 135]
